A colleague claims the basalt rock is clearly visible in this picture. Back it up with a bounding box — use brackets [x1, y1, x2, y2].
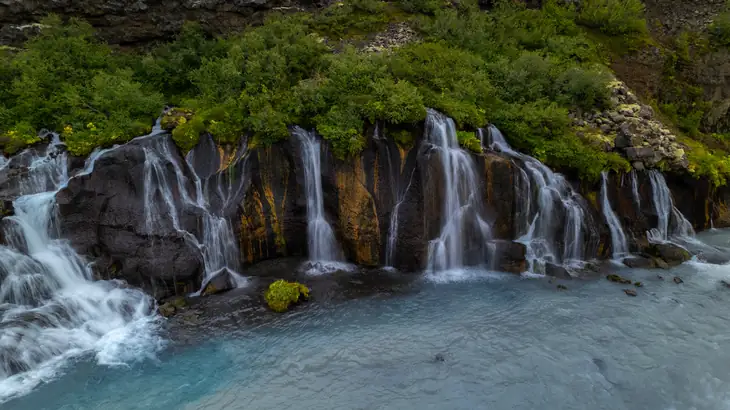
[0, 0, 322, 46]
[55, 137, 205, 298]
[646, 243, 691, 266]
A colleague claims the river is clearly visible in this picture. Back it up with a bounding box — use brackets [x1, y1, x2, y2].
[4, 230, 730, 410]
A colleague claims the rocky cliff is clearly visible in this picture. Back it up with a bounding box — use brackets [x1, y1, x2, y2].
[1, 117, 725, 299]
[0, 0, 318, 45]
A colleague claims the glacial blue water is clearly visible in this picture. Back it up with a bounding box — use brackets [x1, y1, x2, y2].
[6, 232, 730, 410]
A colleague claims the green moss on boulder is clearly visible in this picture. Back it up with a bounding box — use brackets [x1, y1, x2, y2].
[265, 279, 310, 312]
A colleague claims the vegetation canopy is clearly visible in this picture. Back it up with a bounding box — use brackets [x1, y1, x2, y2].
[0, 0, 726, 183]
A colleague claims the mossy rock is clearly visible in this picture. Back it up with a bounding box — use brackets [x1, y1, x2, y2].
[264, 279, 310, 312]
[158, 303, 176, 317]
[607, 274, 632, 284]
[161, 108, 194, 131]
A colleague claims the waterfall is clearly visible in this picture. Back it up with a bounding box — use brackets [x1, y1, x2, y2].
[646, 170, 695, 242]
[630, 170, 641, 212]
[486, 125, 592, 272]
[0, 138, 161, 402]
[140, 135, 246, 293]
[385, 169, 415, 267]
[600, 172, 629, 259]
[423, 110, 492, 272]
[293, 127, 344, 269]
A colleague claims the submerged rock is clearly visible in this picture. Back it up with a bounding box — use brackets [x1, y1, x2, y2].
[202, 268, 239, 296]
[557, 284, 568, 291]
[673, 276, 684, 284]
[546, 263, 572, 280]
[634, 281, 643, 287]
[622, 256, 655, 269]
[624, 289, 637, 297]
[158, 303, 176, 318]
[607, 274, 632, 284]
[646, 243, 691, 267]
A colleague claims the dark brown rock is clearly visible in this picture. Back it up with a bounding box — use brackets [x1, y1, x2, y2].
[546, 262, 572, 280]
[624, 288, 637, 297]
[622, 256, 656, 269]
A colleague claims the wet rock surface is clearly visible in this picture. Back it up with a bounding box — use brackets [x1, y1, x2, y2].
[164, 263, 421, 344]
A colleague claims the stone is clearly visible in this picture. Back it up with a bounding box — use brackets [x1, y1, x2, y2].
[639, 105, 655, 119]
[634, 281, 643, 287]
[158, 303, 176, 318]
[599, 123, 613, 133]
[202, 268, 239, 296]
[55, 138, 205, 299]
[625, 146, 655, 160]
[557, 284, 568, 290]
[490, 241, 527, 274]
[647, 243, 691, 267]
[622, 256, 655, 269]
[632, 161, 645, 171]
[607, 274, 632, 284]
[546, 262, 572, 280]
[624, 289, 638, 297]
[720, 280, 730, 288]
[652, 257, 670, 269]
[673, 276, 684, 284]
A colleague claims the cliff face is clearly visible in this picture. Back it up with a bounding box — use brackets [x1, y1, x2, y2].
[0, 0, 318, 45]
[0, 122, 712, 299]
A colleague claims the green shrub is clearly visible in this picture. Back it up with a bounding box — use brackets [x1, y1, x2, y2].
[0, 123, 40, 155]
[709, 10, 730, 47]
[554, 66, 612, 110]
[577, 0, 647, 36]
[389, 43, 493, 128]
[264, 279, 310, 312]
[457, 130, 482, 153]
[0, 16, 163, 156]
[312, 0, 391, 39]
[397, 0, 446, 15]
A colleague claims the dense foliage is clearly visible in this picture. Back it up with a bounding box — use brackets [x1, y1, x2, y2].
[0, 0, 709, 182]
[0, 16, 163, 155]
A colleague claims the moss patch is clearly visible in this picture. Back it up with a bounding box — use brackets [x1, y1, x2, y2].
[264, 279, 310, 312]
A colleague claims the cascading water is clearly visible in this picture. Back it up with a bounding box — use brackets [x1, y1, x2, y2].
[140, 135, 246, 292]
[0, 137, 162, 402]
[630, 170, 641, 212]
[385, 169, 415, 267]
[600, 171, 629, 259]
[646, 169, 695, 243]
[423, 110, 492, 272]
[485, 125, 593, 272]
[293, 127, 344, 271]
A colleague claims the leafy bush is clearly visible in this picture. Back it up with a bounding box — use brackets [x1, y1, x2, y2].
[264, 279, 310, 312]
[709, 10, 730, 47]
[577, 0, 647, 36]
[0, 16, 163, 156]
[554, 66, 612, 110]
[457, 130, 482, 153]
[312, 0, 392, 39]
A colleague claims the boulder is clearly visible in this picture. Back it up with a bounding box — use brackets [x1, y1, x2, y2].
[202, 268, 240, 296]
[646, 243, 691, 267]
[624, 289, 637, 297]
[545, 262, 572, 280]
[607, 273, 632, 284]
[55, 136, 204, 298]
[622, 256, 655, 269]
[625, 147, 654, 160]
[491, 240, 527, 274]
